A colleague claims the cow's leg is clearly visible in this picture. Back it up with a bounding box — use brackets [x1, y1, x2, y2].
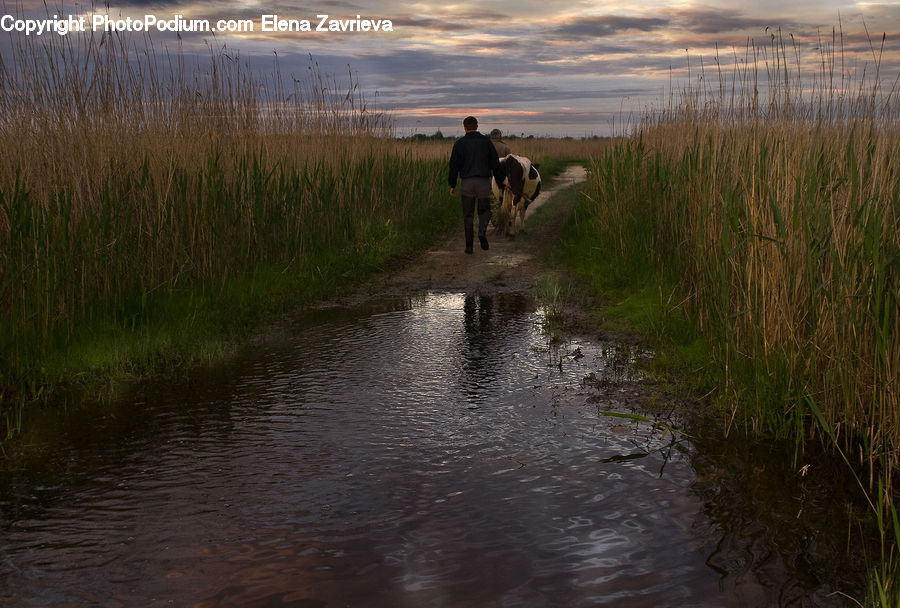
[462, 195, 476, 253]
[477, 197, 492, 250]
[508, 197, 521, 236]
[517, 195, 531, 233]
[490, 181, 502, 232]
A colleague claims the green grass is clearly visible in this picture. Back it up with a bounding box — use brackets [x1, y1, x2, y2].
[2, 154, 457, 406]
[551, 180, 716, 389]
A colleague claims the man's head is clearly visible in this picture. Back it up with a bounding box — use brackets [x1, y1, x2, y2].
[463, 116, 478, 132]
[490, 129, 502, 140]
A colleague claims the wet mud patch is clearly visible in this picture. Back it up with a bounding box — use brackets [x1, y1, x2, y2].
[325, 165, 589, 305]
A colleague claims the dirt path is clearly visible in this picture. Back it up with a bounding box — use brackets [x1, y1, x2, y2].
[344, 164, 587, 302]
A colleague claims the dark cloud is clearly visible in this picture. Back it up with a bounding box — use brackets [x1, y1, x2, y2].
[551, 15, 670, 38]
[6, 0, 898, 137]
[302, 44, 689, 89]
[540, 8, 800, 41]
[263, 46, 669, 112]
[377, 81, 652, 106]
[667, 9, 774, 34]
[387, 15, 452, 29]
[389, 10, 508, 30]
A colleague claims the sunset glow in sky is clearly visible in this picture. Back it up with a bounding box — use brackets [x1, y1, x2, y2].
[6, 0, 900, 136]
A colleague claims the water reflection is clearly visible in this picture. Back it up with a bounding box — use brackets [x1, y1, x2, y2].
[462, 293, 495, 405]
[0, 292, 865, 607]
[459, 293, 531, 406]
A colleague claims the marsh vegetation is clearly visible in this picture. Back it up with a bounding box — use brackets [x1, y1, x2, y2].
[0, 26, 609, 428]
[560, 27, 900, 603]
[0, 32, 438, 405]
[1, 17, 897, 605]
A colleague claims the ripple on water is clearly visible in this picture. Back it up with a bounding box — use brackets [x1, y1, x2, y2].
[0, 292, 863, 607]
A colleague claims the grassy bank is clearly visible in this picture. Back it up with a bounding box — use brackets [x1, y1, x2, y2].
[0, 30, 464, 430]
[556, 30, 899, 603]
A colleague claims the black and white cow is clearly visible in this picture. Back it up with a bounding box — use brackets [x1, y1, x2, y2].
[492, 155, 541, 236]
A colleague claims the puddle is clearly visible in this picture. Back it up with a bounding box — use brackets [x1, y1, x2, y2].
[0, 292, 864, 606]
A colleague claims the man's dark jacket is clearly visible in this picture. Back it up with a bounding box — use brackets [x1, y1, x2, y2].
[448, 131, 505, 188]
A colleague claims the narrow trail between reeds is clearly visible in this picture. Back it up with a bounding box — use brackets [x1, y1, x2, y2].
[335, 164, 588, 302]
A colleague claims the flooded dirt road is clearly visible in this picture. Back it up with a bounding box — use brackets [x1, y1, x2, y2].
[0, 169, 864, 606]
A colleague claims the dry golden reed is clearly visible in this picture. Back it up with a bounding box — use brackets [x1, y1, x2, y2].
[0, 28, 451, 387]
[575, 27, 899, 599]
[583, 27, 899, 486]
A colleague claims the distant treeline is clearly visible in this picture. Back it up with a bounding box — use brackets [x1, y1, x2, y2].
[401, 132, 613, 142]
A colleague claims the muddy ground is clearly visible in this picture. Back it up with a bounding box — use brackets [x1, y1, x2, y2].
[331, 164, 589, 303]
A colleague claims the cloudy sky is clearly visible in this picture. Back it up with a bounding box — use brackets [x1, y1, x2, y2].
[6, 0, 900, 136]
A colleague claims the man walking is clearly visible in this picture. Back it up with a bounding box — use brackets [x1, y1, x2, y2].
[448, 116, 506, 253]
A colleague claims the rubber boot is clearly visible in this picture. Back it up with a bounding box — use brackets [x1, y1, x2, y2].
[477, 198, 492, 250]
[462, 196, 476, 253]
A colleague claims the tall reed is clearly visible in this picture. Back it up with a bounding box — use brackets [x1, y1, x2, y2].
[575, 26, 899, 600]
[0, 26, 451, 395]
